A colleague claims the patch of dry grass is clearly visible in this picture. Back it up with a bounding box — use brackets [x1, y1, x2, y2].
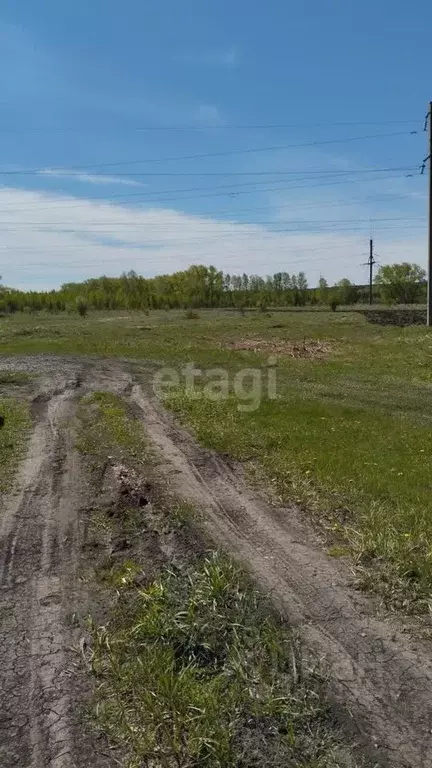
[225, 337, 333, 358]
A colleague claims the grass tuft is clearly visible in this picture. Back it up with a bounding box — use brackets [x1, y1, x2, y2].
[89, 553, 348, 767]
[77, 392, 149, 467]
[0, 398, 31, 493]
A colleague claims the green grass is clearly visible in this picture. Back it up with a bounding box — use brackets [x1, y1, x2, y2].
[0, 371, 30, 386]
[89, 553, 354, 768]
[77, 391, 148, 465]
[77, 391, 357, 766]
[0, 398, 31, 493]
[4, 308, 432, 608]
[165, 387, 432, 610]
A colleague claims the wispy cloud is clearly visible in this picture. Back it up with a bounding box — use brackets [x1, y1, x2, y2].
[0, 185, 426, 291]
[39, 169, 145, 187]
[176, 46, 237, 68]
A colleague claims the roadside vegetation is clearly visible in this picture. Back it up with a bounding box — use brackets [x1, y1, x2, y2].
[77, 392, 359, 767]
[0, 396, 31, 493]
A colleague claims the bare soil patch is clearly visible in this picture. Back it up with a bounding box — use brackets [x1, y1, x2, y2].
[361, 309, 426, 327]
[226, 337, 332, 358]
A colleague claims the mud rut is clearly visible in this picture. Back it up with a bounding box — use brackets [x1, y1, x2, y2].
[0, 357, 431, 768]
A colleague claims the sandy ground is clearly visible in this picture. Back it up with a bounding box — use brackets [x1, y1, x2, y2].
[0, 355, 431, 768]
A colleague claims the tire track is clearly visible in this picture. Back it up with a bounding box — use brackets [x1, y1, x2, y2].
[0, 359, 130, 767]
[0, 370, 102, 768]
[131, 383, 432, 768]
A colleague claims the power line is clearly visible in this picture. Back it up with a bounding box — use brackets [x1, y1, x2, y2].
[35, 165, 416, 178]
[0, 216, 425, 229]
[0, 226, 426, 255]
[0, 171, 419, 214]
[0, 242, 361, 257]
[0, 131, 418, 175]
[0, 190, 420, 218]
[15, 171, 417, 204]
[3, 251, 368, 273]
[0, 119, 421, 133]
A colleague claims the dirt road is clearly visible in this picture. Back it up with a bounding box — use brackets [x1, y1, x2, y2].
[0, 359, 125, 768]
[1, 356, 432, 767]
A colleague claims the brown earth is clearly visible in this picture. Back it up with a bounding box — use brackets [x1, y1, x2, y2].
[1, 356, 432, 768]
[360, 309, 427, 326]
[225, 337, 331, 358]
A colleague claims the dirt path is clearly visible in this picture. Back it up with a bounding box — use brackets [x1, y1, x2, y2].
[0, 360, 122, 768]
[130, 385, 432, 768]
[1, 356, 432, 767]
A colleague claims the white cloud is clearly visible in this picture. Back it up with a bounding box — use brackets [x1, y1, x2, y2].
[0, 186, 426, 291]
[38, 169, 145, 187]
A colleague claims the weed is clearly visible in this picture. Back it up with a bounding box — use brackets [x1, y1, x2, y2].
[170, 499, 197, 525]
[0, 371, 30, 386]
[77, 392, 149, 466]
[98, 558, 143, 588]
[89, 553, 348, 767]
[76, 298, 88, 317]
[185, 308, 200, 320]
[0, 399, 31, 493]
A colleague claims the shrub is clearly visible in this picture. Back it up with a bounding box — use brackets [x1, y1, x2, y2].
[329, 299, 338, 313]
[185, 308, 200, 320]
[76, 298, 88, 317]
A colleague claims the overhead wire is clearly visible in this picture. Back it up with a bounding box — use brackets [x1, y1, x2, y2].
[0, 119, 426, 283]
[0, 130, 419, 175]
[34, 165, 416, 178]
[0, 216, 425, 229]
[0, 170, 421, 214]
[0, 118, 420, 133]
[4, 250, 370, 273]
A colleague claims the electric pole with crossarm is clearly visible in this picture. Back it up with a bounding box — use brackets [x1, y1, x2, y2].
[423, 102, 432, 325]
[362, 239, 376, 305]
[427, 103, 432, 325]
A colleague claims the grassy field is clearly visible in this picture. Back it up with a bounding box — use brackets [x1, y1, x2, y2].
[77, 391, 358, 767]
[2, 308, 432, 609]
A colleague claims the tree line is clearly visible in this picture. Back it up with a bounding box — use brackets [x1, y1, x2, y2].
[0, 262, 426, 314]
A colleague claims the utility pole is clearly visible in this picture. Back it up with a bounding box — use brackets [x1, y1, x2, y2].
[369, 239, 374, 305]
[427, 102, 432, 326]
[364, 239, 376, 305]
[362, 240, 376, 304]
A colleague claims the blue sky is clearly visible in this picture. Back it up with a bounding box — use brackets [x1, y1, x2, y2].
[0, 0, 430, 289]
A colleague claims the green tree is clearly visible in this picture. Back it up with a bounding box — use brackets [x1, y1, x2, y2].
[336, 278, 359, 305]
[317, 276, 329, 304]
[374, 263, 426, 304]
[291, 272, 308, 306]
